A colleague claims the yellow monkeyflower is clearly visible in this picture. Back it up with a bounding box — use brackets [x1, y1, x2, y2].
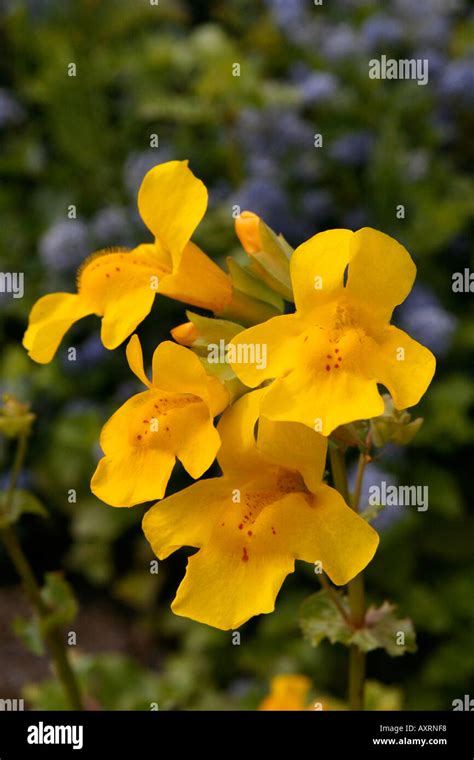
[258, 674, 345, 711]
[23, 161, 232, 363]
[229, 228, 436, 435]
[91, 335, 228, 507]
[259, 675, 312, 711]
[142, 389, 378, 630]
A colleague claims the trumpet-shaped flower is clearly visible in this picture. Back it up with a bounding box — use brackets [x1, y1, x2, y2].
[23, 161, 231, 363]
[91, 335, 228, 507]
[229, 228, 436, 435]
[142, 389, 378, 630]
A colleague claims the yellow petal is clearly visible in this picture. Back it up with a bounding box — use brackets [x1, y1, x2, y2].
[151, 341, 228, 416]
[257, 417, 328, 493]
[291, 229, 354, 314]
[171, 541, 294, 630]
[78, 245, 166, 349]
[372, 325, 436, 409]
[229, 313, 305, 387]
[158, 241, 232, 312]
[260, 675, 311, 711]
[23, 293, 92, 364]
[91, 446, 175, 507]
[268, 486, 379, 586]
[91, 388, 221, 506]
[137, 160, 207, 267]
[261, 364, 384, 436]
[142, 478, 231, 558]
[347, 228, 416, 322]
[126, 334, 152, 388]
[174, 402, 222, 479]
[216, 389, 267, 476]
[90, 391, 176, 506]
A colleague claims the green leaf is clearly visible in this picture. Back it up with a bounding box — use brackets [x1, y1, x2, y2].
[300, 592, 417, 657]
[248, 220, 294, 301]
[352, 602, 417, 656]
[0, 489, 48, 527]
[39, 572, 78, 635]
[12, 615, 44, 656]
[185, 310, 244, 351]
[300, 590, 352, 647]
[226, 257, 284, 311]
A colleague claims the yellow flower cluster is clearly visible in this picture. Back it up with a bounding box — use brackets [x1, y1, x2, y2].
[24, 161, 435, 630]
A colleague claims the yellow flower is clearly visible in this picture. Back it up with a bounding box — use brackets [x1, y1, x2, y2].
[142, 389, 378, 630]
[229, 228, 436, 435]
[259, 675, 346, 711]
[91, 335, 228, 507]
[23, 161, 231, 363]
[259, 675, 312, 711]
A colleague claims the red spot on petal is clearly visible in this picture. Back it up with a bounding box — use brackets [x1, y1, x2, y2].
[247, 530, 252, 536]
[335, 364, 340, 369]
[335, 348, 339, 353]
[271, 526, 276, 535]
[116, 267, 120, 272]
[221, 522, 225, 527]
[242, 547, 249, 562]
[238, 523, 243, 530]
[326, 354, 332, 359]
[326, 365, 331, 371]
[137, 435, 142, 440]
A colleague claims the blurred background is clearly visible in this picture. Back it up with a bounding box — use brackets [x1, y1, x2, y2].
[0, 0, 473, 710]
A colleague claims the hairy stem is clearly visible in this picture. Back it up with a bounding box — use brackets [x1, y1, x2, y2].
[329, 445, 368, 710]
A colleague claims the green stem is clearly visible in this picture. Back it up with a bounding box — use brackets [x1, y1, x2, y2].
[319, 572, 352, 626]
[329, 445, 368, 711]
[0, 435, 83, 710]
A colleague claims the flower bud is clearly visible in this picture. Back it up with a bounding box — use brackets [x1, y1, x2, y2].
[0, 395, 35, 438]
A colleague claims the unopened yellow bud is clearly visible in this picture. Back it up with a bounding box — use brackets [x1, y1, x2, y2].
[235, 211, 261, 254]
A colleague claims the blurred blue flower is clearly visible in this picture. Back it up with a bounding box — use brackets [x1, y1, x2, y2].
[237, 106, 313, 157]
[0, 88, 25, 128]
[91, 206, 134, 248]
[330, 130, 374, 166]
[397, 285, 457, 357]
[413, 48, 446, 80]
[361, 14, 404, 51]
[231, 178, 288, 231]
[263, 0, 313, 45]
[321, 24, 362, 62]
[393, 0, 451, 20]
[39, 219, 90, 273]
[413, 17, 450, 48]
[297, 71, 340, 105]
[438, 58, 474, 106]
[123, 149, 171, 198]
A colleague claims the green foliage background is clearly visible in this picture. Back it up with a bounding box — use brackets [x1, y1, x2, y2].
[0, 0, 473, 709]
